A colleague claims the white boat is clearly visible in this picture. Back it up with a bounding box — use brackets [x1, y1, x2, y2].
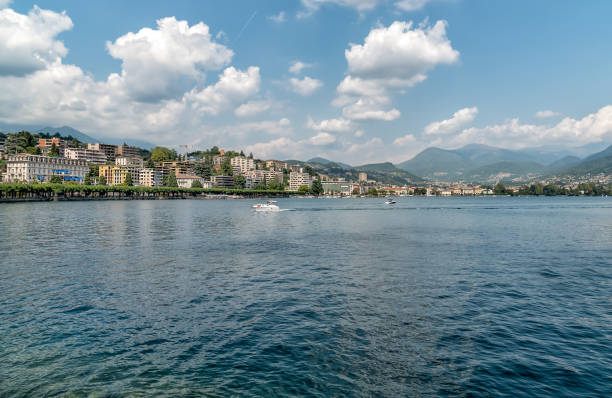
[385, 198, 396, 205]
[253, 201, 280, 212]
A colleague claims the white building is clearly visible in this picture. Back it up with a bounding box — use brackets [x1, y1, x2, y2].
[115, 156, 144, 167]
[139, 168, 162, 187]
[3, 154, 88, 184]
[230, 156, 255, 175]
[64, 147, 107, 164]
[289, 172, 314, 191]
[176, 174, 213, 188]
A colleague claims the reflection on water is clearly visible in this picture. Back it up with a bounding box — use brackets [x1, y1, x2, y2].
[0, 197, 610, 396]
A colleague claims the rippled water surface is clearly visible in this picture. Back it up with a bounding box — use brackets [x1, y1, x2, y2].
[1, 197, 611, 397]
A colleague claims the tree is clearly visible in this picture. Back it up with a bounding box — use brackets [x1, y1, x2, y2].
[145, 159, 155, 168]
[267, 178, 283, 191]
[304, 165, 317, 176]
[248, 152, 253, 159]
[221, 159, 233, 176]
[191, 180, 203, 188]
[84, 175, 91, 185]
[99, 175, 107, 186]
[298, 185, 311, 193]
[352, 188, 360, 195]
[494, 183, 507, 195]
[311, 179, 324, 195]
[413, 187, 427, 195]
[233, 175, 246, 189]
[240, 150, 245, 157]
[124, 173, 133, 186]
[194, 162, 212, 179]
[254, 181, 267, 190]
[150, 146, 176, 162]
[49, 142, 60, 157]
[50, 175, 63, 184]
[165, 173, 178, 187]
[367, 187, 378, 196]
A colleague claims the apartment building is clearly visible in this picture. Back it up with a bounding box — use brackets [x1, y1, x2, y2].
[176, 174, 213, 188]
[99, 165, 140, 186]
[265, 160, 288, 171]
[0, 134, 5, 154]
[116, 156, 144, 168]
[116, 145, 140, 158]
[322, 181, 352, 196]
[64, 147, 107, 164]
[38, 138, 68, 156]
[3, 154, 88, 183]
[139, 168, 162, 187]
[212, 175, 235, 189]
[87, 143, 117, 161]
[289, 172, 314, 191]
[358, 172, 368, 182]
[230, 156, 255, 174]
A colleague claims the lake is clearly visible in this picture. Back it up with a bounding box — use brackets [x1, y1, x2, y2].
[0, 197, 610, 396]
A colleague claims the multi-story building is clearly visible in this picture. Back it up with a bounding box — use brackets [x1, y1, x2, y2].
[161, 161, 195, 176]
[265, 160, 288, 171]
[245, 176, 264, 189]
[230, 156, 255, 175]
[289, 172, 314, 191]
[116, 156, 144, 168]
[262, 170, 283, 183]
[358, 172, 368, 182]
[116, 144, 140, 158]
[64, 147, 107, 164]
[139, 168, 163, 187]
[288, 164, 303, 173]
[176, 174, 213, 189]
[212, 175, 235, 189]
[87, 143, 117, 161]
[3, 154, 88, 184]
[38, 138, 68, 156]
[0, 133, 6, 154]
[322, 181, 353, 196]
[99, 165, 140, 186]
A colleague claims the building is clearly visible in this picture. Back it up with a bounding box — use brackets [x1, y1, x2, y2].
[212, 175, 235, 189]
[322, 181, 352, 196]
[288, 164, 303, 173]
[265, 160, 288, 171]
[88, 143, 117, 161]
[176, 174, 213, 188]
[230, 156, 255, 175]
[0, 133, 6, 154]
[162, 161, 195, 176]
[99, 165, 140, 186]
[116, 144, 140, 158]
[38, 138, 68, 156]
[289, 172, 314, 191]
[64, 147, 107, 164]
[116, 156, 144, 168]
[139, 168, 163, 187]
[245, 176, 264, 189]
[262, 170, 283, 183]
[358, 172, 368, 182]
[3, 154, 88, 184]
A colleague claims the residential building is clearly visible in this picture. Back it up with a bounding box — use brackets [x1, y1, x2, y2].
[265, 160, 288, 171]
[64, 147, 107, 164]
[116, 144, 140, 158]
[38, 138, 68, 156]
[88, 143, 117, 161]
[212, 155, 226, 167]
[0, 134, 6, 154]
[139, 168, 163, 187]
[99, 165, 140, 186]
[116, 156, 144, 167]
[176, 174, 213, 188]
[288, 164, 303, 173]
[358, 172, 368, 182]
[230, 156, 255, 174]
[3, 154, 88, 183]
[161, 161, 195, 176]
[212, 175, 235, 189]
[262, 170, 283, 183]
[245, 177, 264, 189]
[440, 190, 452, 196]
[322, 181, 352, 196]
[289, 171, 314, 191]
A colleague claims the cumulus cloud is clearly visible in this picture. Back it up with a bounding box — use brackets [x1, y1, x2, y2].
[289, 60, 311, 74]
[307, 116, 353, 132]
[298, 0, 381, 17]
[395, 0, 430, 11]
[106, 16, 233, 102]
[268, 11, 286, 23]
[535, 110, 562, 118]
[289, 76, 323, 95]
[0, 6, 73, 76]
[234, 99, 271, 117]
[308, 132, 337, 146]
[393, 133, 416, 146]
[336, 20, 458, 121]
[424, 106, 478, 135]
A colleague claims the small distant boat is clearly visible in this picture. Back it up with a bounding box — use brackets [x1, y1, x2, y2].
[253, 200, 280, 212]
[385, 198, 396, 205]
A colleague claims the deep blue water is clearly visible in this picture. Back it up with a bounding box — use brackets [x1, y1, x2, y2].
[0, 197, 610, 397]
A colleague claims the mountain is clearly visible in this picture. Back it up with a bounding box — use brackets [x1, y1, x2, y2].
[558, 145, 612, 176]
[463, 161, 545, 182]
[544, 156, 582, 174]
[397, 147, 473, 180]
[453, 144, 537, 164]
[308, 157, 352, 169]
[35, 126, 98, 143]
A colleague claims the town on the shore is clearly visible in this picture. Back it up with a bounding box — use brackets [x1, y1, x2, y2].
[0, 131, 609, 197]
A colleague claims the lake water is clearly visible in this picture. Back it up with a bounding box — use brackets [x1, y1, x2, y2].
[0, 197, 610, 397]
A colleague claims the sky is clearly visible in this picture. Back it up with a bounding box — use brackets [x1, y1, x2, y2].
[1, 0, 611, 164]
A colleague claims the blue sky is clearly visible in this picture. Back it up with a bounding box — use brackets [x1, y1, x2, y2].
[1, 0, 611, 163]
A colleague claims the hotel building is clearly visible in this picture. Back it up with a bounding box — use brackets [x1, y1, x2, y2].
[3, 154, 88, 183]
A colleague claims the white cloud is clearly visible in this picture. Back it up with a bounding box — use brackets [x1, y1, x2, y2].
[307, 116, 353, 132]
[298, 0, 381, 18]
[234, 99, 271, 117]
[535, 110, 562, 119]
[336, 20, 458, 121]
[268, 11, 286, 23]
[393, 133, 416, 146]
[289, 60, 311, 74]
[424, 106, 478, 135]
[395, 0, 430, 11]
[0, 6, 73, 76]
[289, 76, 323, 96]
[0, 1, 13, 9]
[308, 132, 337, 146]
[106, 16, 233, 102]
[354, 129, 365, 137]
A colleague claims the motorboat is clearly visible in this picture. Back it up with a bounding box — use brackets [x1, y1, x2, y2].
[253, 200, 280, 212]
[385, 198, 396, 205]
